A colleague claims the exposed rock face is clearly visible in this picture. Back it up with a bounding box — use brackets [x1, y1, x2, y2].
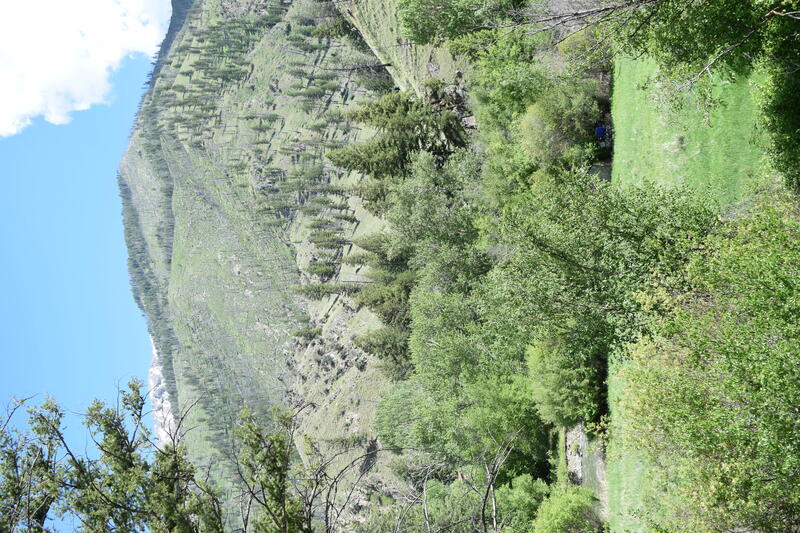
[566, 423, 608, 520]
[148, 337, 176, 447]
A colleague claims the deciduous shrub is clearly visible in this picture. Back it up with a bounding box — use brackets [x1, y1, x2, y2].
[532, 485, 602, 533]
[526, 330, 607, 427]
[619, 194, 800, 532]
[518, 80, 600, 168]
[496, 474, 550, 532]
[466, 30, 550, 128]
[374, 380, 421, 449]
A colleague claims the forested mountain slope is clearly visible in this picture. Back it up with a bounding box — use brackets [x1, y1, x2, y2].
[113, 0, 800, 530]
[119, 0, 393, 506]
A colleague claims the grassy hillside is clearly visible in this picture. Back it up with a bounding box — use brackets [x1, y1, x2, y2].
[336, 0, 467, 94]
[118, 0, 419, 517]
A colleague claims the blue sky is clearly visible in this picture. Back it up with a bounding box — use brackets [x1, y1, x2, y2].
[0, 55, 155, 430]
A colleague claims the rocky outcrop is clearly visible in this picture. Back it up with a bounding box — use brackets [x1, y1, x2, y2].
[148, 337, 177, 447]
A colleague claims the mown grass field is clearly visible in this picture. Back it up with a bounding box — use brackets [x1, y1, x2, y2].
[608, 57, 769, 532]
[611, 57, 766, 205]
[606, 367, 651, 533]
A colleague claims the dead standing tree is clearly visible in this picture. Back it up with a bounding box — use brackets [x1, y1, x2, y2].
[230, 403, 399, 533]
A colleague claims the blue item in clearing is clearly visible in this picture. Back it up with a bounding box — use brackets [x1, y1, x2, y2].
[595, 125, 607, 140]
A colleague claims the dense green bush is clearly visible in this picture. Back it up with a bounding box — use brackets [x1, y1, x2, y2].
[526, 330, 607, 427]
[459, 376, 551, 479]
[353, 67, 396, 94]
[388, 150, 491, 287]
[761, 67, 800, 191]
[622, 0, 788, 74]
[352, 469, 552, 533]
[328, 138, 405, 179]
[354, 269, 416, 327]
[304, 261, 337, 280]
[391, 274, 553, 472]
[475, 171, 716, 424]
[465, 30, 551, 129]
[374, 380, 423, 450]
[555, 29, 613, 76]
[348, 178, 390, 215]
[408, 278, 481, 395]
[353, 479, 481, 532]
[495, 474, 550, 532]
[619, 193, 800, 531]
[531, 485, 601, 533]
[397, 0, 474, 44]
[293, 327, 321, 341]
[388, 151, 482, 245]
[518, 80, 600, 168]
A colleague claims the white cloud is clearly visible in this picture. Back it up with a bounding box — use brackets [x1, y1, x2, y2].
[0, 0, 171, 136]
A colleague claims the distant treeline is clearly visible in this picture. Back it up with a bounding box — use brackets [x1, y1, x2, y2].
[118, 174, 181, 412]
